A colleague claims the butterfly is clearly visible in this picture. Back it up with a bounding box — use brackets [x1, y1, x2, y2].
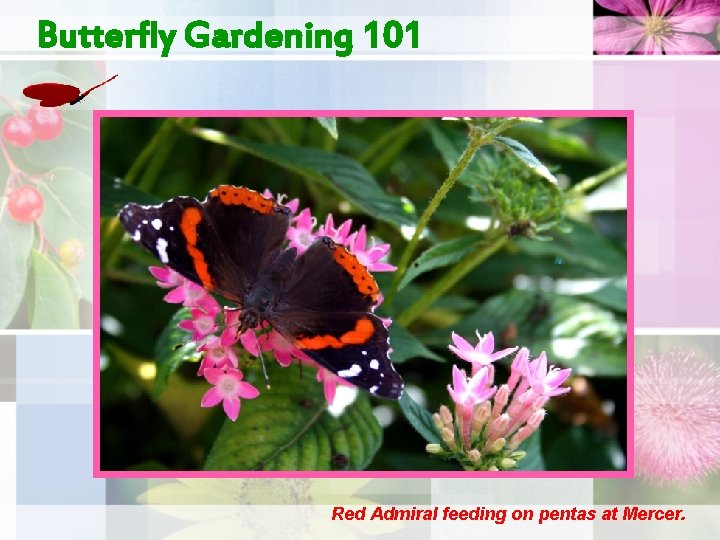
[118, 185, 404, 399]
[23, 74, 118, 107]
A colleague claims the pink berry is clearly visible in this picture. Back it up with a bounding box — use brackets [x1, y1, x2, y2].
[7, 185, 44, 223]
[2, 115, 36, 147]
[27, 104, 63, 141]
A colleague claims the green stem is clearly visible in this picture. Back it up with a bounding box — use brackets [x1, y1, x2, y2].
[387, 125, 493, 307]
[396, 235, 509, 327]
[568, 159, 627, 198]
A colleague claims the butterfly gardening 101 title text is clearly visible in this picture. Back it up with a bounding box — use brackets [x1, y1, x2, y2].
[37, 19, 420, 58]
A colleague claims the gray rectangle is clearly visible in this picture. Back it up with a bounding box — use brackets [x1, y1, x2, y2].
[0, 335, 16, 402]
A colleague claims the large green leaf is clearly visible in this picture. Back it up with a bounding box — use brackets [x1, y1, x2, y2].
[398, 391, 443, 445]
[153, 308, 199, 399]
[398, 236, 480, 291]
[100, 173, 163, 217]
[388, 324, 442, 364]
[0, 204, 33, 327]
[204, 362, 383, 470]
[37, 168, 92, 301]
[190, 127, 416, 229]
[29, 249, 79, 328]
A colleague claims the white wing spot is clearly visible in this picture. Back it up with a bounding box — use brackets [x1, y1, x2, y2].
[132, 229, 141, 241]
[151, 219, 162, 230]
[169, 226, 175, 231]
[142, 219, 148, 224]
[156, 238, 169, 264]
[361, 351, 368, 356]
[369, 359, 379, 370]
[338, 364, 362, 378]
[370, 386, 378, 394]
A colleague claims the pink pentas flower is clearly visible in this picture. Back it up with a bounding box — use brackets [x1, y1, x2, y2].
[523, 352, 572, 398]
[594, 0, 720, 55]
[347, 226, 397, 272]
[635, 350, 720, 486]
[258, 329, 311, 367]
[262, 188, 299, 214]
[317, 214, 354, 244]
[448, 331, 518, 375]
[178, 308, 218, 341]
[149, 266, 220, 313]
[201, 368, 260, 421]
[197, 336, 239, 374]
[287, 208, 317, 253]
[316, 366, 355, 405]
[447, 365, 497, 409]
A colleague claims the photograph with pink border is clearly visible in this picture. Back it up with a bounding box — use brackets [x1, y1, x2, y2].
[95, 111, 632, 477]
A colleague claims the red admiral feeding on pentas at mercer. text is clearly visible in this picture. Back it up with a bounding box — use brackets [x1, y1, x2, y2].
[118, 184, 403, 399]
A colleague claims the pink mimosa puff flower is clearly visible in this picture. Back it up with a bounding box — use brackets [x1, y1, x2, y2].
[197, 336, 239, 374]
[316, 366, 354, 405]
[287, 208, 317, 254]
[317, 214, 354, 245]
[178, 308, 217, 341]
[201, 368, 260, 421]
[258, 329, 311, 367]
[523, 352, 572, 398]
[635, 350, 720, 486]
[448, 331, 518, 375]
[346, 225, 396, 272]
[594, 0, 720, 55]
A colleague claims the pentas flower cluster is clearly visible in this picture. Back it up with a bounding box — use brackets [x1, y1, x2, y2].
[426, 331, 572, 471]
[150, 191, 395, 421]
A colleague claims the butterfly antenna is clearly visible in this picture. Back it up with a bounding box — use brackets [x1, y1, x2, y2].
[254, 332, 272, 390]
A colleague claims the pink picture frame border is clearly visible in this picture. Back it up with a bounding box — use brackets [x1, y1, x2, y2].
[93, 109, 634, 479]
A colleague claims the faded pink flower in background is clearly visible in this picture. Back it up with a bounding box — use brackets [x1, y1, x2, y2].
[594, 0, 720, 54]
[635, 349, 720, 485]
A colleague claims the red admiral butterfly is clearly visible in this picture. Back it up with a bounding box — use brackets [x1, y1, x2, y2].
[118, 185, 404, 399]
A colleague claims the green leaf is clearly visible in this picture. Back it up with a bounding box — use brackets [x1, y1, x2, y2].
[37, 168, 92, 301]
[542, 421, 624, 471]
[29, 249, 79, 328]
[398, 236, 480, 290]
[398, 391, 442, 445]
[153, 308, 199, 399]
[515, 428, 544, 470]
[315, 117, 338, 140]
[516, 219, 626, 277]
[495, 136, 559, 186]
[388, 324, 442, 363]
[190, 127, 416, 229]
[579, 277, 627, 313]
[0, 206, 33, 327]
[203, 362, 382, 470]
[100, 173, 163, 217]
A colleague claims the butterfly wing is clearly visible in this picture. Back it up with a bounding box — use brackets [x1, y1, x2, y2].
[118, 185, 291, 302]
[270, 237, 403, 399]
[23, 83, 81, 107]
